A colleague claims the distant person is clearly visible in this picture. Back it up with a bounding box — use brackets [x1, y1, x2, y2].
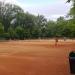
[55, 37, 58, 46]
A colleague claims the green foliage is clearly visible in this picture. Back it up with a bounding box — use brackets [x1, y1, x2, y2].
[67, 0, 75, 19]
[0, 23, 4, 39]
[0, 1, 75, 40]
[4, 33, 10, 40]
[0, 1, 24, 32]
[0, 23, 4, 34]
[8, 27, 15, 40]
[15, 26, 24, 40]
[46, 20, 56, 37]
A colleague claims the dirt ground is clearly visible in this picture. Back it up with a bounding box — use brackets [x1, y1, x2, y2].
[0, 39, 75, 75]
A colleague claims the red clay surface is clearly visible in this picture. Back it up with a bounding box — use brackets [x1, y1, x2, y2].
[0, 39, 75, 75]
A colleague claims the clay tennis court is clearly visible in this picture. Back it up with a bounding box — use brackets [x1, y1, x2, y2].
[0, 39, 75, 75]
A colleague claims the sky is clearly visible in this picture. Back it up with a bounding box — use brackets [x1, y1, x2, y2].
[0, 0, 71, 20]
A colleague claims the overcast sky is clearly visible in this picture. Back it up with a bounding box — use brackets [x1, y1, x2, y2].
[0, 0, 71, 20]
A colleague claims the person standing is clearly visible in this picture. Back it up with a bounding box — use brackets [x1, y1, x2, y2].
[55, 37, 58, 46]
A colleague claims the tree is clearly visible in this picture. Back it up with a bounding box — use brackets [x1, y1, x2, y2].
[46, 20, 56, 37]
[8, 26, 15, 40]
[67, 0, 75, 19]
[66, 0, 75, 38]
[15, 26, 24, 40]
[36, 15, 47, 38]
[0, 1, 24, 32]
[56, 17, 68, 37]
[0, 23, 4, 39]
[65, 20, 75, 37]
